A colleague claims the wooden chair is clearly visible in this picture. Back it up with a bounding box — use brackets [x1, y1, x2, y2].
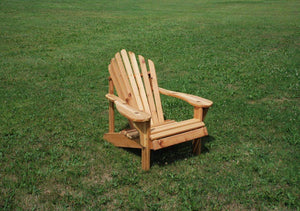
[103, 49, 213, 170]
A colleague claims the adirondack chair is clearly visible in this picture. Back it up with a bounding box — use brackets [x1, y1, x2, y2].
[103, 49, 213, 170]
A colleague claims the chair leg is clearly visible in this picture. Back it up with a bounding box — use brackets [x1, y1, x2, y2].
[108, 77, 115, 133]
[192, 138, 202, 155]
[142, 147, 151, 171]
[193, 107, 209, 155]
[133, 121, 151, 171]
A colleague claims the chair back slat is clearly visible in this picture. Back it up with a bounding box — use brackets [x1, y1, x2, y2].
[109, 50, 165, 125]
[109, 62, 125, 99]
[115, 52, 137, 107]
[148, 59, 164, 123]
[120, 50, 144, 111]
[138, 55, 159, 125]
[128, 51, 151, 116]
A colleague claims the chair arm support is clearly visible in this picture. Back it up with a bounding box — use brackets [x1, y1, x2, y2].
[158, 87, 213, 108]
[105, 94, 151, 122]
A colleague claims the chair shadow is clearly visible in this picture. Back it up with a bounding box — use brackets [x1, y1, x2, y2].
[123, 135, 215, 167]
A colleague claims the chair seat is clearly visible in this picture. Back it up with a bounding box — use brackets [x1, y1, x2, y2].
[122, 118, 205, 140]
[151, 119, 205, 140]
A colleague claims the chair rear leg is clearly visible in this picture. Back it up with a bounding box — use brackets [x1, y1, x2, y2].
[192, 138, 202, 155]
[108, 77, 115, 133]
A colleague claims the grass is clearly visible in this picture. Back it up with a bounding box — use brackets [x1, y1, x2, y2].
[0, 0, 299, 209]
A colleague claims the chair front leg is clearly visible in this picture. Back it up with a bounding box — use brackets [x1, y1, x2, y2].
[192, 107, 209, 155]
[133, 121, 151, 171]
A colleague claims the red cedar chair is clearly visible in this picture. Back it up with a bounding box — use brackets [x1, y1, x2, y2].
[103, 49, 213, 170]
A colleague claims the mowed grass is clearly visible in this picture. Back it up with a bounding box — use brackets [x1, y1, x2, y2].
[0, 0, 299, 209]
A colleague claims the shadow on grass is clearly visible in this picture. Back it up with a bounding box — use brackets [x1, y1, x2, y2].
[123, 135, 215, 167]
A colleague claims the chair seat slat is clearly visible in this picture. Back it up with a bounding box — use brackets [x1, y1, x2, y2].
[151, 119, 202, 134]
[150, 120, 205, 140]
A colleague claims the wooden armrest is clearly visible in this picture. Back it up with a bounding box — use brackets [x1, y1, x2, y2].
[159, 87, 213, 108]
[105, 94, 151, 122]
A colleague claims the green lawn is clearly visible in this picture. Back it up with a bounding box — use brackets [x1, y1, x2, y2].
[0, 0, 299, 209]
